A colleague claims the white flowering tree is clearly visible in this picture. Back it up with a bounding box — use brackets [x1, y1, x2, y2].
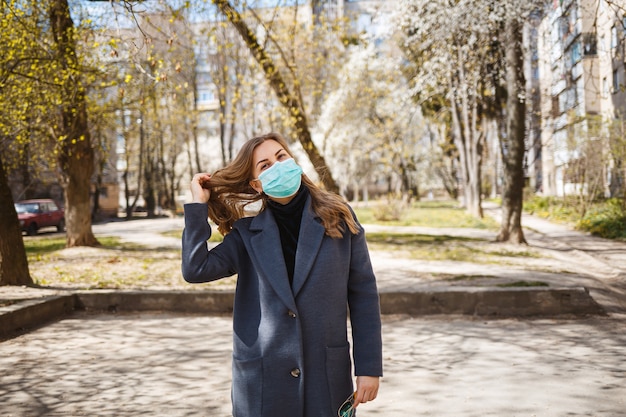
[318, 41, 427, 201]
[400, 0, 489, 217]
[400, 0, 542, 243]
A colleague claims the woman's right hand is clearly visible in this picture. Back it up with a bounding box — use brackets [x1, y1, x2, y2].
[191, 173, 212, 203]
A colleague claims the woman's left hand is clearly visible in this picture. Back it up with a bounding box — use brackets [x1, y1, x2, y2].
[353, 376, 380, 407]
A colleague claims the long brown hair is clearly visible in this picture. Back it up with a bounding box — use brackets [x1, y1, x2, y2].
[202, 132, 360, 238]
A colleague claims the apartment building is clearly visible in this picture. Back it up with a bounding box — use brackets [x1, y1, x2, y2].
[535, 0, 626, 197]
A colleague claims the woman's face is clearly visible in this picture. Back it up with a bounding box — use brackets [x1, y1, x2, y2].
[249, 139, 291, 193]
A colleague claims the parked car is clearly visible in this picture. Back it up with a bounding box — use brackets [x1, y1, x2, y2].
[14, 199, 65, 236]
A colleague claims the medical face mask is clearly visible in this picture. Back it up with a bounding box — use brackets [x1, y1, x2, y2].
[257, 158, 303, 199]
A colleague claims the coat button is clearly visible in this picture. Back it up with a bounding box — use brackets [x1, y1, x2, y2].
[288, 310, 296, 318]
[290, 368, 301, 378]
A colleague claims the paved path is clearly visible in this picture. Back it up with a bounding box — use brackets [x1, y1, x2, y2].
[485, 205, 626, 314]
[1, 312, 625, 416]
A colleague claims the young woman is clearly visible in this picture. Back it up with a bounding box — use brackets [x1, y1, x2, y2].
[182, 132, 382, 417]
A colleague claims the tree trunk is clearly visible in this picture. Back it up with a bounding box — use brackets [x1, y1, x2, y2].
[190, 71, 203, 174]
[49, 0, 98, 247]
[119, 102, 134, 218]
[497, 18, 527, 244]
[449, 54, 483, 218]
[450, 90, 483, 218]
[130, 108, 146, 218]
[434, 123, 459, 200]
[0, 154, 33, 286]
[217, 52, 228, 167]
[213, 0, 338, 193]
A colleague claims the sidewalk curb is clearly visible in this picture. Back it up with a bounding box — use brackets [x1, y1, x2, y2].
[379, 286, 605, 316]
[0, 295, 75, 340]
[74, 290, 235, 314]
[0, 287, 606, 340]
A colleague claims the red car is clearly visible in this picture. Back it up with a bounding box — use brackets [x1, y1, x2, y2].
[15, 199, 65, 236]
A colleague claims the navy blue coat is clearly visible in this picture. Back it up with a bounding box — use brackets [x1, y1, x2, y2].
[182, 196, 383, 417]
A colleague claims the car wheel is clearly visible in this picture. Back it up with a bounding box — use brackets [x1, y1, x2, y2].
[57, 219, 65, 232]
[27, 223, 38, 236]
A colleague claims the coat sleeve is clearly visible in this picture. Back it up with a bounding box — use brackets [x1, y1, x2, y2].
[347, 221, 383, 377]
[181, 203, 241, 283]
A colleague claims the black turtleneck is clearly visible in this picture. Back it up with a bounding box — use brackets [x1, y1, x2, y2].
[267, 184, 309, 285]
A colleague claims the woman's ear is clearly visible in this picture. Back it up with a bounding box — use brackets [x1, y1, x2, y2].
[250, 178, 263, 194]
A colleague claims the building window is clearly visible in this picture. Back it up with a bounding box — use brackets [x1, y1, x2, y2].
[551, 95, 560, 118]
[559, 16, 568, 40]
[612, 25, 619, 53]
[613, 69, 619, 93]
[583, 33, 597, 55]
[603, 76, 609, 97]
[570, 40, 581, 64]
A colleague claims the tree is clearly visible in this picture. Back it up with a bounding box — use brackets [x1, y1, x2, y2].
[560, 113, 618, 217]
[428, 123, 460, 200]
[401, 0, 542, 231]
[401, 0, 495, 217]
[0, 155, 32, 286]
[496, 15, 527, 244]
[201, 16, 252, 166]
[101, 5, 200, 217]
[49, 0, 99, 246]
[88, 0, 348, 200]
[212, 0, 339, 192]
[0, 0, 50, 285]
[319, 43, 427, 201]
[493, 2, 545, 244]
[607, 116, 626, 201]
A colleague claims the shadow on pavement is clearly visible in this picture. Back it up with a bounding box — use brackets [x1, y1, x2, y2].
[1, 312, 625, 416]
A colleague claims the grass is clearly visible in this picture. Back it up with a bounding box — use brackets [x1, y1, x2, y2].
[523, 195, 580, 224]
[497, 281, 549, 288]
[23, 238, 67, 256]
[25, 236, 131, 259]
[524, 196, 626, 240]
[577, 199, 626, 240]
[166, 225, 542, 266]
[434, 275, 550, 287]
[364, 232, 541, 263]
[353, 200, 499, 229]
[162, 228, 223, 242]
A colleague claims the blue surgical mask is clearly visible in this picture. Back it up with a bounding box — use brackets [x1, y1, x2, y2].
[257, 158, 303, 198]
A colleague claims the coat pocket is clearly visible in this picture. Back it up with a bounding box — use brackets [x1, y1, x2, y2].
[326, 345, 354, 415]
[232, 355, 263, 417]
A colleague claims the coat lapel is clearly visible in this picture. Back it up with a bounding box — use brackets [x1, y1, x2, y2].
[292, 199, 325, 297]
[249, 210, 296, 310]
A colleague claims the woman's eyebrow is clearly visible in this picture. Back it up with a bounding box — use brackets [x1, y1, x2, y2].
[255, 149, 286, 168]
